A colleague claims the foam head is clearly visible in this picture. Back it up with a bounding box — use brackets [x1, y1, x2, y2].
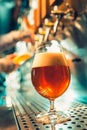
[32, 52, 68, 68]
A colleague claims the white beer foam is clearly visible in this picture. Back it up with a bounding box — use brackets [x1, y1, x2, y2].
[32, 52, 68, 68]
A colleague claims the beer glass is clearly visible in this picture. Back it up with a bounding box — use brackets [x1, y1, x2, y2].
[31, 41, 71, 124]
[12, 41, 34, 65]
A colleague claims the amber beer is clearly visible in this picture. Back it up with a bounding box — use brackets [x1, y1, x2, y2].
[31, 52, 70, 100]
[12, 53, 31, 65]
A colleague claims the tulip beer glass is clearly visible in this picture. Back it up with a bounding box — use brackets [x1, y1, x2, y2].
[31, 41, 71, 124]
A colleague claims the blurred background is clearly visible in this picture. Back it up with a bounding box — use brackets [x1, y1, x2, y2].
[0, 0, 87, 129]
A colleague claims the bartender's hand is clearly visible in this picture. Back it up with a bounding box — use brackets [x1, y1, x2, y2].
[0, 30, 35, 52]
[10, 30, 35, 44]
[0, 54, 19, 74]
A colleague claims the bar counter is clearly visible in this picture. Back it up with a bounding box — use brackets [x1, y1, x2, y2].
[0, 76, 87, 130]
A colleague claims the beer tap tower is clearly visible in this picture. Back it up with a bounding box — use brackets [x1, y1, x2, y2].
[34, 2, 76, 50]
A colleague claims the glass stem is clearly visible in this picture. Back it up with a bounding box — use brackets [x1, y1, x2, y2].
[49, 100, 56, 125]
[49, 100, 55, 112]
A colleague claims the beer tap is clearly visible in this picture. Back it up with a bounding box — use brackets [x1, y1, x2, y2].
[51, 3, 75, 36]
[51, 5, 65, 36]
[43, 18, 54, 42]
[34, 27, 46, 49]
[64, 3, 75, 20]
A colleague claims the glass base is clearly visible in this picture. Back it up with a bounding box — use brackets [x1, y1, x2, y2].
[36, 111, 71, 124]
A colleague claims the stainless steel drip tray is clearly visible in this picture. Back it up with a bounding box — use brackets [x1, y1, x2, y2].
[11, 89, 87, 130]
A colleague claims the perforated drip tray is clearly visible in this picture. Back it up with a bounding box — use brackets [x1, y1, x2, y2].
[12, 92, 87, 130]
